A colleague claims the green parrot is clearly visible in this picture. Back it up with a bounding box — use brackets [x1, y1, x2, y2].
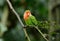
[23, 10, 38, 26]
[23, 10, 48, 41]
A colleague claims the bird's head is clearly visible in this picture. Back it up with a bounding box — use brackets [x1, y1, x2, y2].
[23, 10, 31, 20]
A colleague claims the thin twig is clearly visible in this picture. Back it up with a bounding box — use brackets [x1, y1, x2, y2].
[35, 26, 48, 41]
[27, 25, 48, 41]
[6, 0, 24, 27]
[23, 28, 31, 41]
[6, 0, 31, 41]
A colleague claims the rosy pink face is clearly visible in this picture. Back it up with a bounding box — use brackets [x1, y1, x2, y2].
[23, 10, 31, 20]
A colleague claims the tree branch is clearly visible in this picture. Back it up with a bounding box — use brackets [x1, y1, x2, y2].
[35, 26, 48, 41]
[6, 0, 31, 41]
[25, 25, 49, 41]
[23, 28, 31, 41]
[6, 0, 24, 27]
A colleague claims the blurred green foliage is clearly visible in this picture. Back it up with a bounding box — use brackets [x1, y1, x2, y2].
[0, 0, 60, 41]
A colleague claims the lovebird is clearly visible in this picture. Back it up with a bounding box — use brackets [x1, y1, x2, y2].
[23, 10, 48, 41]
[23, 10, 38, 26]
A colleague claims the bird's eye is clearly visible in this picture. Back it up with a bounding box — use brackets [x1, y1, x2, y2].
[28, 13, 29, 16]
[26, 12, 29, 15]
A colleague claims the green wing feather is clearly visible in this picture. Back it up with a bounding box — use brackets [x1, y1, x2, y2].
[30, 15, 38, 25]
[25, 15, 38, 26]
